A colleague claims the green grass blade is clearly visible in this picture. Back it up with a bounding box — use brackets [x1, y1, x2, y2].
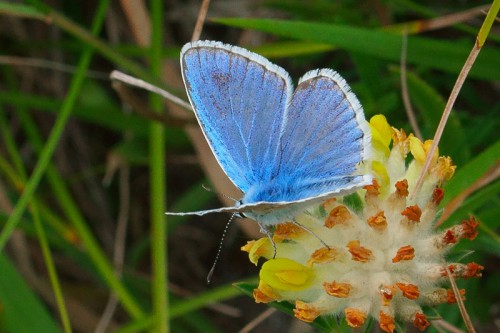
[0, 254, 62, 333]
[169, 283, 244, 318]
[445, 180, 500, 228]
[0, 0, 144, 320]
[214, 18, 500, 80]
[0, 108, 72, 332]
[0, 1, 45, 19]
[252, 41, 335, 58]
[150, 1, 169, 332]
[234, 282, 334, 331]
[0, 1, 105, 251]
[0, 88, 190, 146]
[477, 0, 500, 47]
[31, 204, 73, 333]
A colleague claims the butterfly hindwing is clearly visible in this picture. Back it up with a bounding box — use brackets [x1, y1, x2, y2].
[274, 69, 371, 199]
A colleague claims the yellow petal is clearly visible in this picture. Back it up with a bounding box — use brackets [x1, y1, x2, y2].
[260, 258, 314, 291]
[433, 156, 456, 182]
[253, 280, 281, 303]
[409, 135, 439, 165]
[372, 161, 390, 190]
[409, 135, 426, 164]
[423, 139, 439, 158]
[241, 238, 273, 265]
[370, 114, 392, 147]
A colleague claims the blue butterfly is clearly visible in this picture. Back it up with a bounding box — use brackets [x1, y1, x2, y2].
[167, 40, 372, 232]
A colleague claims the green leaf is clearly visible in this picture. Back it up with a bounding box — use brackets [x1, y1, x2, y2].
[0, 255, 62, 333]
[0, 2, 45, 19]
[443, 180, 500, 228]
[0, 86, 189, 148]
[443, 140, 500, 206]
[234, 282, 339, 332]
[252, 41, 335, 58]
[214, 18, 500, 80]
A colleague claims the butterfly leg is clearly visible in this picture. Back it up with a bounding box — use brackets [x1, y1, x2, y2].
[260, 225, 278, 259]
[291, 219, 330, 249]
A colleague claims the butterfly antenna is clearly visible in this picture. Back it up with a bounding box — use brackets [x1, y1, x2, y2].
[201, 184, 239, 203]
[207, 213, 237, 284]
[291, 219, 330, 249]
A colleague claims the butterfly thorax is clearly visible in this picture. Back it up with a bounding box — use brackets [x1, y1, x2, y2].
[242, 179, 307, 204]
[240, 176, 365, 226]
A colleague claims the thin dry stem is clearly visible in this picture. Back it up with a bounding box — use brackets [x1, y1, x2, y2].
[400, 31, 423, 139]
[392, 4, 491, 34]
[436, 163, 500, 227]
[119, 0, 151, 46]
[111, 79, 195, 126]
[445, 266, 476, 333]
[110, 71, 193, 112]
[191, 0, 211, 41]
[0, 55, 109, 80]
[431, 319, 466, 333]
[95, 162, 130, 333]
[411, 42, 480, 198]
[238, 308, 276, 333]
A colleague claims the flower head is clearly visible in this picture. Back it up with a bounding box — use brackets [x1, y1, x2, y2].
[242, 115, 481, 331]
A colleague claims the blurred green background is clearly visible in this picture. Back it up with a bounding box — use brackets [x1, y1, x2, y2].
[0, 1, 498, 332]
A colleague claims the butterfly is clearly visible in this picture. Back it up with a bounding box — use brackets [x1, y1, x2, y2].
[167, 40, 372, 233]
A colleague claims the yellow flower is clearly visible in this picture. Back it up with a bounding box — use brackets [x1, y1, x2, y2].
[260, 258, 314, 291]
[243, 114, 482, 332]
[241, 238, 273, 265]
[409, 134, 438, 165]
[370, 114, 392, 158]
[370, 114, 392, 147]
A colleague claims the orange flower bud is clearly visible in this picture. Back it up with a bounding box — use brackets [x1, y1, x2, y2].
[325, 205, 351, 228]
[324, 281, 352, 298]
[308, 247, 339, 266]
[379, 311, 395, 333]
[401, 205, 422, 222]
[293, 301, 321, 323]
[347, 240, 373, 262]
[367, 211, 387, 231]
[395, 179, 409, 197]
[413, 312, 430, 331]
[273, 222, 305, 242]
[392, 245, 415, 263]
[345, 308, 366, 327]
[396, 283, 420, 299]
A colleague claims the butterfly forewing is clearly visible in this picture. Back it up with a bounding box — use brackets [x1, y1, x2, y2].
[181, 41, 292, 193]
